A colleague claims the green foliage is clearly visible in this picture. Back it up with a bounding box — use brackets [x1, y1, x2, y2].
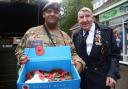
[59, 0, 93, 35]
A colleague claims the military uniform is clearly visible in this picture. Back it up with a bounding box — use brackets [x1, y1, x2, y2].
[15, 25, 85, 74]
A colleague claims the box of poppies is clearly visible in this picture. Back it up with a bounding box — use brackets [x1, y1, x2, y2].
[17, 46, 80, 89]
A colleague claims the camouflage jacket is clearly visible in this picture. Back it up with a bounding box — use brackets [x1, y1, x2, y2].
[15, 25, 85, 71]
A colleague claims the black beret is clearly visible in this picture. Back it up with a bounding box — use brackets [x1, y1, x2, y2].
[42, 2, 60, 12]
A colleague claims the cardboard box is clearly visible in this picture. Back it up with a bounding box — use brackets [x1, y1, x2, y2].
[17, 46, 80, 89]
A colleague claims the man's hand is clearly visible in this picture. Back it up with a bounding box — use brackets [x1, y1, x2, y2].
[106, 76, 116, 88]
[20, 56, 28, 64]
[72, 60, 82, 73]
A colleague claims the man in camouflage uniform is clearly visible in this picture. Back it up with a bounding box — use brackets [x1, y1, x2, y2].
[15, 2, 85, 74]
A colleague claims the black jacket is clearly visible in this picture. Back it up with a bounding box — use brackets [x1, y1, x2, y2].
[73, 23, 120, 89]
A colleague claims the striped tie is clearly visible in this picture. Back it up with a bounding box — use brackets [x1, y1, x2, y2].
[83, 31, 89, 43]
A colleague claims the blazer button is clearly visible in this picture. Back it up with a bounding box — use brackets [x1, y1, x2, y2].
[94, 67, 98, 71]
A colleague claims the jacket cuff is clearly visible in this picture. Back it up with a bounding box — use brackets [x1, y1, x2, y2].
[107, 72, 120, 81]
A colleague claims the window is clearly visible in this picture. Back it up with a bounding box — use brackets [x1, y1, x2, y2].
[110, 24, 123, 55]
[124, 15, 128, 54]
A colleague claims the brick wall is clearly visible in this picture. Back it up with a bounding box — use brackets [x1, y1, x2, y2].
[0, 47, 17, 89]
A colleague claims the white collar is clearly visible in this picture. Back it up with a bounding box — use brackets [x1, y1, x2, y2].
[83, 23, 95, 36]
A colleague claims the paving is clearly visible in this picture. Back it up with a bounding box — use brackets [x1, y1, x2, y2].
[115, 64, 128, 89]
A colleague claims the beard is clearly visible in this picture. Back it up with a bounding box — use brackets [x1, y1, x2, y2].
[45, 21, 58, 30]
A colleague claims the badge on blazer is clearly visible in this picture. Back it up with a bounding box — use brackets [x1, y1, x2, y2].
[95, 30, 102, 46]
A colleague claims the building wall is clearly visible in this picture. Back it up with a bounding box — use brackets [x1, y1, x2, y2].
[93, 0, 128, 64]
[93, 0, 119, 13]
[0, 47, 17, 89]
[93, 0, 108, 10]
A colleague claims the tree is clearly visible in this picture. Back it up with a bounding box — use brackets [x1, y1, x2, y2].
[59, 0, 93, 35]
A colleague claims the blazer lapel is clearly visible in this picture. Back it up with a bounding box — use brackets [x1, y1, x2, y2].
[89, 24, 102, 57]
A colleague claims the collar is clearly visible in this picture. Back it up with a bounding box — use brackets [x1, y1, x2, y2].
[83, 23, 95, 36]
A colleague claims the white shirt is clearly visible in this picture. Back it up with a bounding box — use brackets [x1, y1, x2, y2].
[83, 23, 95, 55]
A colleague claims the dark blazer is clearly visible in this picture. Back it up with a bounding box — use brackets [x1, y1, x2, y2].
[73, 23, 120, 89]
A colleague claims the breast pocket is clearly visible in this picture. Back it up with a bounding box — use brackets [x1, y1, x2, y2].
[28, 40, 43, 47]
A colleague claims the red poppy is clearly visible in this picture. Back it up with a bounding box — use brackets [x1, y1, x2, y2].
[22, 85, 29, 89]
[33, 70, 40, 74]
[35, 45, 44, 56]
[39, 73, 45, 80]
[25, 69, 72, 82]
[26, 72, 32, 80]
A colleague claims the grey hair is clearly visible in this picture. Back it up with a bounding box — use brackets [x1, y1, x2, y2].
[78, 7, 93, 16]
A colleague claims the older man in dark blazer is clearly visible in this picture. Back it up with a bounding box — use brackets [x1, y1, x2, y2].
[73, 7, 120, 89]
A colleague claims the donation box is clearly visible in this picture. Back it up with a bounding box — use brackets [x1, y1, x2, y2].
[17, 46, 80, 89]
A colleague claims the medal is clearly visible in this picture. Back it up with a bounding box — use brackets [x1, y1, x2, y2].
[95, 30, 102, 46]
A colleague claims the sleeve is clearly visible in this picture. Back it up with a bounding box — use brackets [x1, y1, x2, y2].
[71, 45, 86, 70]
[15, 30, 30, 65]
[107, 29, 120, 81]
